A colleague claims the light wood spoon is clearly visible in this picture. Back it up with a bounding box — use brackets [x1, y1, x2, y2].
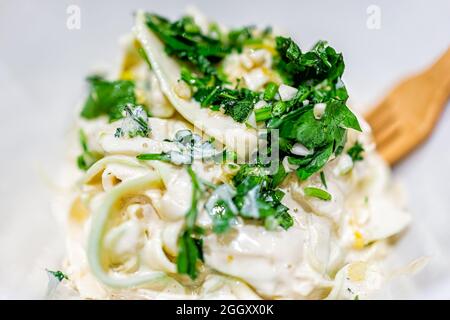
[365, 47, 450, 165]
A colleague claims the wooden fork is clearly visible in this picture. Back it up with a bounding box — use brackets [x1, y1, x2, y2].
[365, 47, 450, 165]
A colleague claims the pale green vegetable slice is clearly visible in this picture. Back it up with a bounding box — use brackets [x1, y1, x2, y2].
[87, 172, 170, 288]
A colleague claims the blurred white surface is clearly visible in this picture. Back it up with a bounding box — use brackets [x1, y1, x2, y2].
[0, 0, 449, 299]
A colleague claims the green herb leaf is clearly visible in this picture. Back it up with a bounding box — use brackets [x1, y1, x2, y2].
[232, 164, 294, 230]
[192, 81, 258, 123]
[177, 230, 203, 280]
[304, 186, 332, 201]
[205, 184, 238, 234]
[80, 75, 137, 122]
[278, 99, 361, 180]
[137, 130, 231, 165]
[347, 141, 365, 162]
[255, 106, 272, 122]
[77, 129, 102, 171]
[145, 14, 227, 78]
[275, 37, 344, 87]
[46, 269, 69, 282]
[146, 14, 267, 123]
[320, 171, 328, 189]
[136, 153, 172, 162]
[114, 105, 150, 138]
[265, 36, 362, 181]
[176, 166, 204, 279]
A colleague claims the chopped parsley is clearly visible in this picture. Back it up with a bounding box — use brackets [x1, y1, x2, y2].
[181, 68, 260, 123]
[75, 12, 368, 281]
[176, 163, 294, 280]
[174, 162, 293, 279]
[114, 105, 150, 138]
[176, 166, 205, 280]
[146, 14, 271, 123]
[177, 230, 204, 280]
[205, 184, 238, 234]
[231, 164, 293, 230]
[145, 13, 362, 179]
[276, 99, 361, 180]
[320, 171, 328, 189]
[202, 87, 258, 123]
[263, 82, 279, 101]
[347, 141, 365, 162]
[46, 269, 68, 282]
[261, 37, 361, 180]
[145, 14, 228, 79]
[80, 75, 137, 122]
[137, 129, 235, 165]
[137, 152, 172, 162]
[275, 38, 345, 88]
[77, 129, 102, 171]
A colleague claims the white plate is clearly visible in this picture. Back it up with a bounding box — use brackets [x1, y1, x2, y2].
[0, 0, 449, 299]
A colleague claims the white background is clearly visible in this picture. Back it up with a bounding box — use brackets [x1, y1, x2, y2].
[0, 0, 449, 298]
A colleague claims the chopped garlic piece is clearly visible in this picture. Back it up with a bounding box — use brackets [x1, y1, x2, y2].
[291, 143, 313, 156]
[240, 53, 254, 69]
[173, 81, 192, 100]
[333, 154, 353, 175]
[243, 68, 269, 91]
[313, 103, 326, 119]
[254, 100, 268, 110]
[246, 111, 257, 128]
[248, 49, 270, 66]
[282, 156, 299, 173]
[278, 84, 298, 101]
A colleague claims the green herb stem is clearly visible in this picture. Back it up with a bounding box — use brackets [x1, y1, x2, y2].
[255, 106, 273, 122]
[136, 153, 171, 162]
[263, 82, 279, 101]
[272, 101, 287, 116]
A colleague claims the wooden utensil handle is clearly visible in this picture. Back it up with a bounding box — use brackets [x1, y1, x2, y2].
[425, 47, 450, 96]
